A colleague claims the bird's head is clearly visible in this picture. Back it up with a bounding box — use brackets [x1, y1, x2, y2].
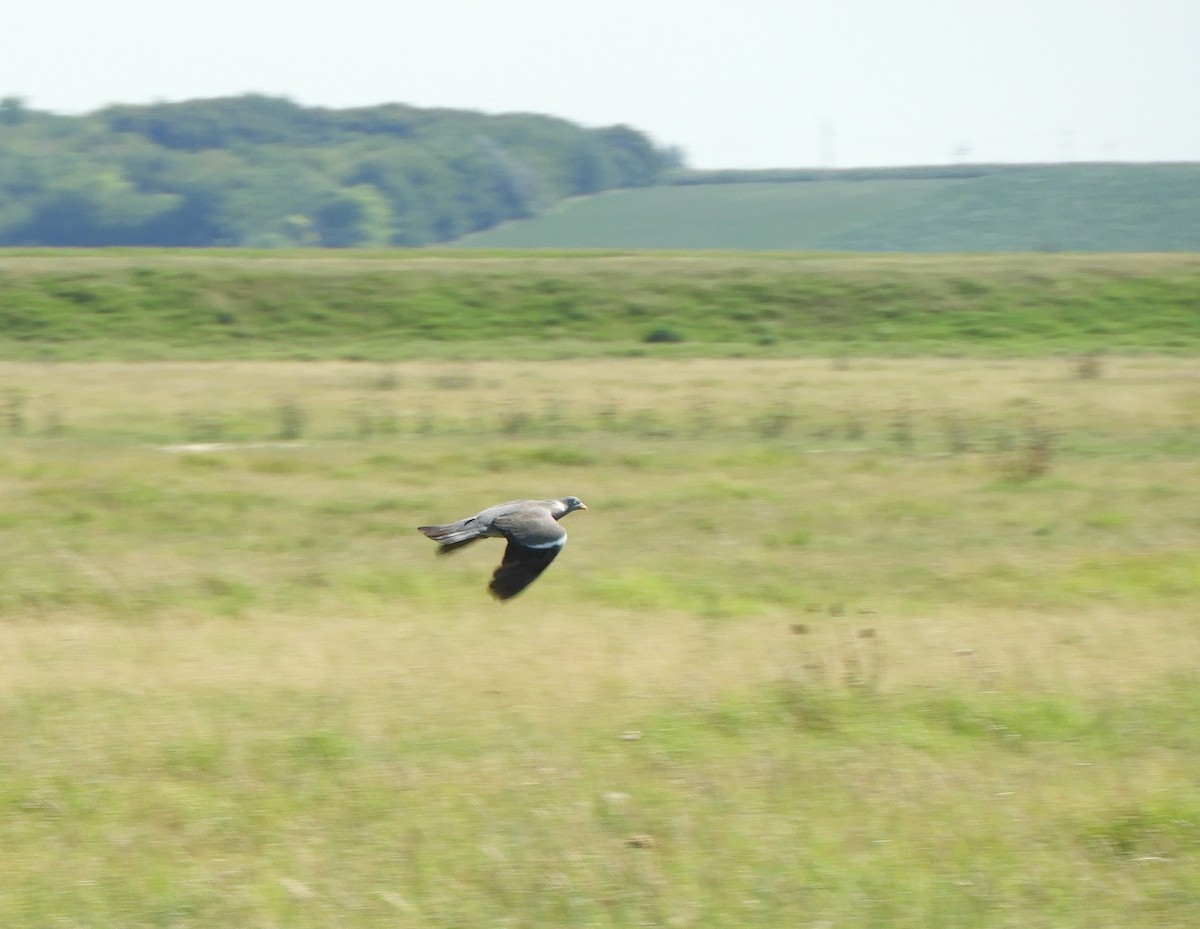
[560, 496, 588, 514]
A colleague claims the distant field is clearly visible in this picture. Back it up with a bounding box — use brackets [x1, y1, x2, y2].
[2, 356, 1199, 926]
[454, 164, 1200, 251]
[2, 249, 1199, 358]
[456, 180, 957, 250]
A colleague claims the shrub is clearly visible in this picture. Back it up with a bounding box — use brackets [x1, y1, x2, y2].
[643, 327, 685, 344]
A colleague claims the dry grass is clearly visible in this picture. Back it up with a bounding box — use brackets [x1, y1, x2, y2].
[4, 248, 1198, 275]
[2, 601, 1193, 721]
[5, 354, 1197, 442]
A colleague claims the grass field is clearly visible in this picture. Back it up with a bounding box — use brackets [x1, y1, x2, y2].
[454, 164, 1200, 252]
[2, 354, 1199, 927]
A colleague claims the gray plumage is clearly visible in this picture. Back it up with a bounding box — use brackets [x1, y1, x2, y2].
[418, 496, 588, 600]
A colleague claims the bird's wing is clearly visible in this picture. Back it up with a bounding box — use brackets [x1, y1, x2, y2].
[489, 538, 564, 600]
[491, 504, 569, 548]
[486, 503, 570, 599]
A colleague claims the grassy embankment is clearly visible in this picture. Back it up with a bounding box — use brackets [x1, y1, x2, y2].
[1, 250, 1199, 358]
[1, 342, 1199, 924]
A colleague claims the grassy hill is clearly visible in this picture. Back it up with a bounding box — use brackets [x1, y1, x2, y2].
[2, 250, 1199, 359]
[453, 164, 1200, 251]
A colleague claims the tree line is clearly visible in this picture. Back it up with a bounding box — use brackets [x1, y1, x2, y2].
[0, 94, 679, 247]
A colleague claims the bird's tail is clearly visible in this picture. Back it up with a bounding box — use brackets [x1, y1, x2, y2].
[418, 520, 482, 552]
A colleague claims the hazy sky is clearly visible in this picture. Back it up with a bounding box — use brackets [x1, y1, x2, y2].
[4, 0, 1197, 169]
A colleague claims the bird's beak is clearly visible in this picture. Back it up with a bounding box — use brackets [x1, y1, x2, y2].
[578, 503, 588, 510]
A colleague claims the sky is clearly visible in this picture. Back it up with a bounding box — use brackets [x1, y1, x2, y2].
[3, 0, 1198, 169]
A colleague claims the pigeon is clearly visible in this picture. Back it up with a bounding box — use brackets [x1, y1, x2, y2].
[418, 496, 588, 600]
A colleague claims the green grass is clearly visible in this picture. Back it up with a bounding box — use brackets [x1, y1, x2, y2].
[2, 250, 1200, 358]
[455, 179, 958, 249]
[455, 164, 1200, 252]
[2, 355, 1199, 926]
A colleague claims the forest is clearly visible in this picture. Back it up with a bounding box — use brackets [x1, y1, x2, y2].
[0, 94, 677, 248]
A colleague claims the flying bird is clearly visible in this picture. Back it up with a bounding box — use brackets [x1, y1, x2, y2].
[417, 496, 588, 600]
